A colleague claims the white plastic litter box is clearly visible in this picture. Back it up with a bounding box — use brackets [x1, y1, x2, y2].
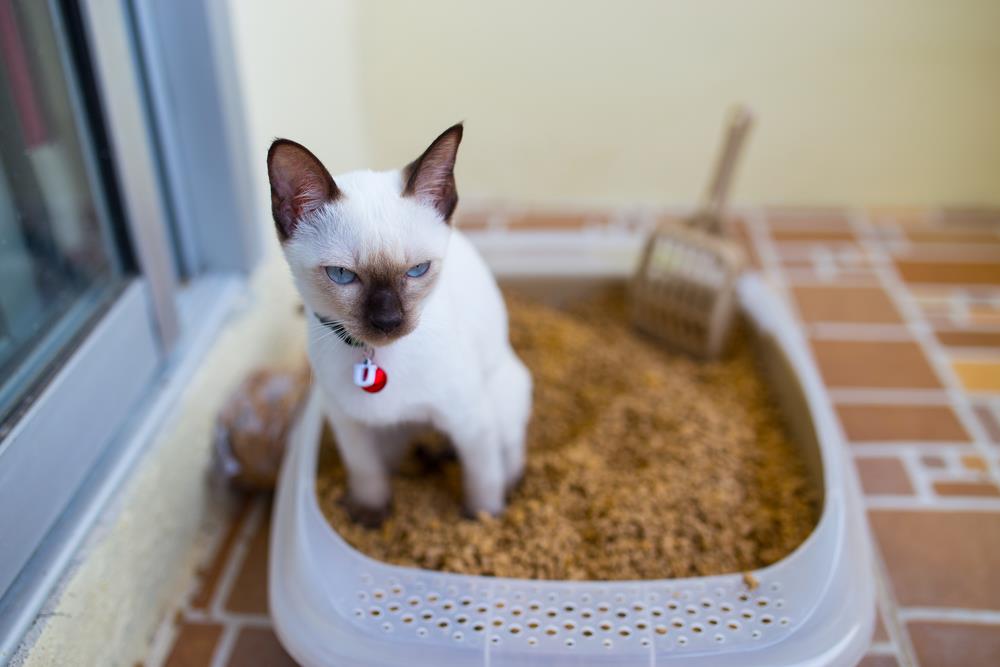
[270, 273, 876, 666]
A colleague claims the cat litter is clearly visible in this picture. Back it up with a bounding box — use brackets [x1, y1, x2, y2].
[270, 274, 875, 666]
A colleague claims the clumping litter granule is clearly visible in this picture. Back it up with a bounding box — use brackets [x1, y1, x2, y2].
[316, 289, 819, 580]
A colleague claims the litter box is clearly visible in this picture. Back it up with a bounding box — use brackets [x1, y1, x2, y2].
[270, 273, 875, 666]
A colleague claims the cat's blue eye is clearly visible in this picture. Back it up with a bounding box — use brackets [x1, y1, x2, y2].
[406, 262, 430, 278]
[325, 266, 356, 285]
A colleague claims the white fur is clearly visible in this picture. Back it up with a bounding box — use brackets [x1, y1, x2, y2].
[283, 169, 532, 516]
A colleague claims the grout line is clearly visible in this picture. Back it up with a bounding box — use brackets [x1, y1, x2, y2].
[827, 389, 952, 404]
[898, 607, 1000, 624]
[209, 624, 239, 667]
[867, 641, 898, 654]
[864, 496, 1000, 511]
[898, 449, 935, 504]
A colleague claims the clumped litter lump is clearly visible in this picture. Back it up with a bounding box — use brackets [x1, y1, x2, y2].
[316, 289, 819, 580]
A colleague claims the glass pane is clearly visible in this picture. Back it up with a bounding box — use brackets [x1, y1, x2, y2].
[0, 0, 125, 428]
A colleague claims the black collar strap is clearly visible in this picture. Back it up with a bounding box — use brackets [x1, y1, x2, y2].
[314, 313, 365, 348]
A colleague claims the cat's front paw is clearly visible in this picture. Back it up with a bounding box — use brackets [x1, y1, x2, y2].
[340, 494, 391, 528]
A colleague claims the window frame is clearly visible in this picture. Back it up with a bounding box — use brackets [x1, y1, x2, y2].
[0, 0, 259, 653]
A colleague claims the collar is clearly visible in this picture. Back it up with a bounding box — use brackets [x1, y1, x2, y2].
[314, 313, 365, 348]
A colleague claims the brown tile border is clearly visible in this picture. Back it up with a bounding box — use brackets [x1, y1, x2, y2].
[190, 494, 255, 610]
[868, 510, 1000, 610]
[895, 260, 1000, 285]
[792, 286, 902, 324]
[226, 627, 297, 667]
[811, 340, 942, 389]
[908, 620, 1000, 667]
[224, 505, 272, 615]
[163, 622, 223, 667]
[855, 458, 914, 495]
[933, 481, 1000, 498]
[936, 330, 1000, 348]
[836, 404, 970, 442]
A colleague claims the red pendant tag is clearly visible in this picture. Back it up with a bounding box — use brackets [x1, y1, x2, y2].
[353, 358, 387, 393]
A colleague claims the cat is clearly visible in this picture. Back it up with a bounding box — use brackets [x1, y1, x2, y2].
[267, 124, 532, 526]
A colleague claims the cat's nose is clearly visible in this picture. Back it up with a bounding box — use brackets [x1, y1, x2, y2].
[367, 288, 404, 334]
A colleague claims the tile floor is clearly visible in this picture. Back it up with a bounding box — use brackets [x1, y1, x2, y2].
[145, 206, 1000, 667]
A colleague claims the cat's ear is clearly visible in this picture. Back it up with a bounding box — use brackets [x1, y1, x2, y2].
[267, 139, 340, 240]
[402, 123, 463, 222]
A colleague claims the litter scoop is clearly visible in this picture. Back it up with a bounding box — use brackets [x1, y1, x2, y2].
[629, 105, 754, 359]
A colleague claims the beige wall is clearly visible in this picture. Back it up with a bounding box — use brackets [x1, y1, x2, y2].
[357, 1, 1000, 208]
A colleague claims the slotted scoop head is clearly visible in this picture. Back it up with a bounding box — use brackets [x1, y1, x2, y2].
[629, 106, 754, 359]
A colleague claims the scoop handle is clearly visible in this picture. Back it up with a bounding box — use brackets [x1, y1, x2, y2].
[700, 105, 754, 231]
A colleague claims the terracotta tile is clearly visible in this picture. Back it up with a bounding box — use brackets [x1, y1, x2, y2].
[908, 620, 1000, 667]
[922, 455, 947, 469]
[164, 622, 223, 667]
[873, 609, 889, 642]
[792, 286, 902, 323]
[933, 481, 1000, 498]
[868, 511, 1000, 609]
[225, 507, 271, 614]
[969, 304, 1000, 326]
[974, 405, 1000, 443]
[953, 360, 1000, 392]
[856, 458, 914, 495]
[895, 260, 1000, 285]
[227, 627, 297, 667]
[771, 228, 855, 242]
[963, 455, 988, 472]
[507, 212, 598, 229]
[905, 228, 1000, 245]
[936, 330, 1000, 348]
[812, 341, 941, 389]
[190, 495, 254, 609]
[836, 404, 969, 442]
[857, 654, 899, 667]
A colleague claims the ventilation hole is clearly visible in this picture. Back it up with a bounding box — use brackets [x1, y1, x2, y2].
[416, 628, 427, 638]
[618, 627, 631, 638]
[667, 602, 679, 611]
[495, 600, 506, 609]
[508, 625, 521, 635]
[702, 599, 713, 608]
[600, 621, 612, 631]
[473, 623, 485, 632]
[353, 608, 363, 619]
[490, 635, 500, 645]
[529, 601, 541, 612]
[370, 608, 382, 618]
[391, 585, 402, 595]
[715, 634, 725, 644]
[672, 620, 685, 629]
[563, 621, 576, 631]
[545, 626, 558, 636]
[453, 631, 464, 642]
[442, 601, 454, 611]
[388, 603, 400, 614]
[727, 621, 740, 631]
[757, 599, 769, 608]
[564, 603, 576, 613]
[720, 603, 733, 613]
[686, 606, 698, 616]
[565, 638, 575, 648]
[527, 620, 540, 630]
[633, 603, 645, 612]
[751, 629, 762, 640]
[373, 590, 385, 600]
[582, 627, 594, 638]
[655, 625, 668, 636]
[492, 619, 503, 628]
[427, 593, 439, 603]
[598, 603, 610, 613]
[603, 639, 613, 649]
[382, 622, 392, 633]
[581, 609, 594, 619]
[437, 619, 450, 630]
[511, 607, 523, 617]
[546, 608, 558, 618]
[780, 617, 790, 627]
[461, 597, 472, 607]
[616, 609, 628, 619]
[636, 621, 648, 631]
[742, 611, 754, 620]
[775, 599, 785, 609]
[651, 607, 664, 618]
[402, 614, 414, 624]
[456, 615, 468, 625]
[641, 637, 651, 647]
[691, 624, 703, 634]
[738, 593, 749, 602]
[677, 636, 688, 646]
[761, 615, 774, 625]
[408, 597, 420, 607]
[527, 637, 538, 647]
[477, 605, 488, 614]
